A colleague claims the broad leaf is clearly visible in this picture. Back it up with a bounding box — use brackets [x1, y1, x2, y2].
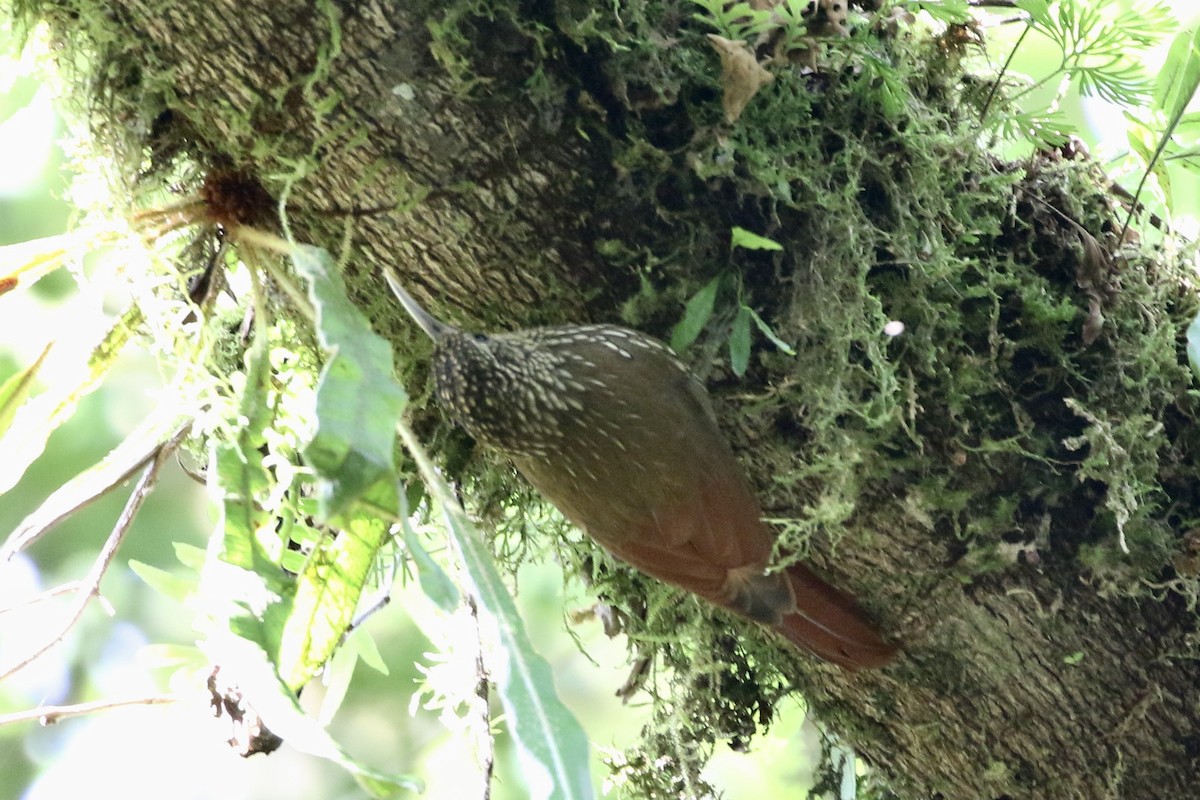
[671, 276, 721, 352]
[399, 421, 594, 800]
[729, 306, 752, 377]
[292, 245, 407, 520]
[730, 226, 783, 251]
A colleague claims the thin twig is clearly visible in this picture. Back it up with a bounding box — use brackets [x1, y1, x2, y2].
[442, 524, 496, 800]
[0, 581, 81, 616]
[466, 594, 495, 800]
[0, 694, 178, 727]
[340, 595, 392, 645]
[0, 435, 178, 681]
[979, 21, 1032, 127]
[1, 421, 191, 561]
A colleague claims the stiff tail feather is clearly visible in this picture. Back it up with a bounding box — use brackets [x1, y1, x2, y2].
[773, 563, 898, 670]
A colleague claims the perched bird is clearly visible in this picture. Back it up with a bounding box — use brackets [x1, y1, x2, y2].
[384, 270, 897, 669]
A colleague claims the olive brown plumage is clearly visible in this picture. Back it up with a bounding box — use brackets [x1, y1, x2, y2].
[384, 269, 897, 669]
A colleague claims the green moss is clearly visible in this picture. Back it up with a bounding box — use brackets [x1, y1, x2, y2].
[468, 6, 1200, 788]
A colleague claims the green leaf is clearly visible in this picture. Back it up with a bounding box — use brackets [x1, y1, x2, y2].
[0, 305, 140, 494]
[202, 633, 421, 797]
[1171, 110, 1200, 140]
[201, 435, 417, 795]
[746, 307, 797, 355]
[204, 317, 394, 694]
[1, 413, 188, 561]
[445, 504, 594, 800]
[730, 226, 783, 251]
[0, 341, 52, 437]
[174, 542, 208, 569]
[193, 296, 415, 793]
[1014, 0, 1052, 30]
[137, 642, 205, 671]
[1123, 26, 1200, 234]
[911, 0, 970, 25]
[129, 559, 196, 603]
[352, 627, 389, 676]
[399, 421, 594, 800]
[729, 306, 752, 377]
[1153, 26, 1200, 124]
[402, 490, 460, 613]
[277, 481, 395, 690]
[0, 77, 39, 128]
[292, 245, 407, 521]
[199, 328, 293, 661]
[1125, 111, 1172, 204]
[317, 633, 360, 725]
[670, 276, 721, 352]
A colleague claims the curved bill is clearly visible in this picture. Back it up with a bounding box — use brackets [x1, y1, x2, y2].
[382, 267, 450, 341]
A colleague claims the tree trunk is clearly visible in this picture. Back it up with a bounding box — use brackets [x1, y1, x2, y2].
[23, 1, 1200, 797]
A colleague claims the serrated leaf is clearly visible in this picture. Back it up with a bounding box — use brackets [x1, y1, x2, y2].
[215, 324, 394, 692]
[670, 276, 720, 352]
[292, 245, 407, 521]
[399, 421, 593, 800]
[730, 226, 783, 251]
[729, 306, 751, 377]
[196, 301, 415, 795]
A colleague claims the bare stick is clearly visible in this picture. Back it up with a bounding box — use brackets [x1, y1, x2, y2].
[467, 595, 495, 800]
[0, 694, 178, 727]
[0, 435, 178, 681]
[444, 527, 495, 800]
[1, 422, 191, 561]
[0, 581, 81, 616]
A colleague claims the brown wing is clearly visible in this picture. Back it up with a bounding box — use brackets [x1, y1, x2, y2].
[513, 330, 783, 604]
[509, 327, 897, 668]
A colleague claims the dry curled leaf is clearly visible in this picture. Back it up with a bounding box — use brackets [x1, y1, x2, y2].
[707, 34, 774, 123]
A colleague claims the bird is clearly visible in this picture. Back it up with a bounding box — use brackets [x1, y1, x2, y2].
[384, 269, 897, 670]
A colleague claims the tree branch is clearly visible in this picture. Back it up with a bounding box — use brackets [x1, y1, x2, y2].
[0, 434, 179, 681]
[0, 695, 178, 727]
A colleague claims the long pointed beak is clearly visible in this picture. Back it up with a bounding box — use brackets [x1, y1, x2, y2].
[383, 267, 450, 341]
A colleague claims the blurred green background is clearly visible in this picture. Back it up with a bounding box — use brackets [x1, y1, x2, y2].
[2, 4, 1198, 799]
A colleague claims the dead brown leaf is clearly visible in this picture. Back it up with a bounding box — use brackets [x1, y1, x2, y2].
[707, 34, 774, 123]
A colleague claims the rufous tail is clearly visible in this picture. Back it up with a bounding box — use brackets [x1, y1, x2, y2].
[773, 563, 899, 670]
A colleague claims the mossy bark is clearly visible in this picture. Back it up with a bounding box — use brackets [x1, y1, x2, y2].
[21, 0, 1200, 797]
